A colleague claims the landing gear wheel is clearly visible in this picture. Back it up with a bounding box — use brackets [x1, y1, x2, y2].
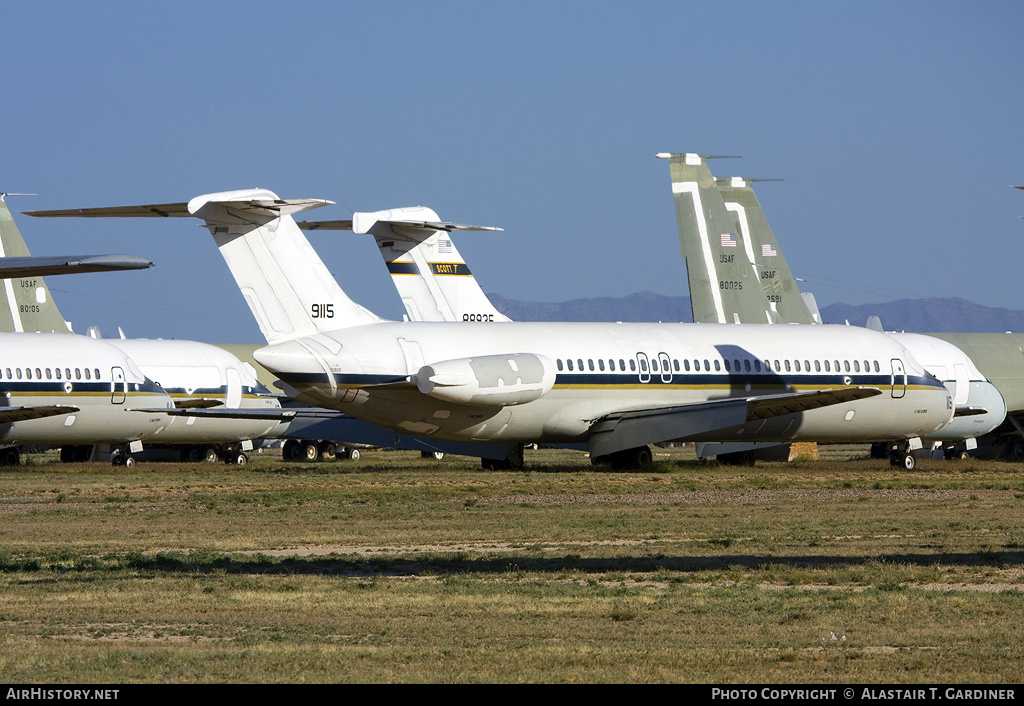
[283, 439, 299, 460]
[347, 448, 360, 461]
[717, 450, 756, 466]
[302, 441, 321, 462]
[901, 453, 916, 471]
[320, 442, 337, 461]
[61, 446, 90, 463]
[203, 447, 220, 463]
[1005, 439, 1024, 460]
[608, 446, 653, 471]
[421, 450, 445, 460]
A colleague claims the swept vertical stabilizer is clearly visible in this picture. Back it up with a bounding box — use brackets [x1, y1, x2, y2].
[351, 207, 511, 323]
[716, 177, 818, 324]
[0, 197, 72, 333]
[186, 189, 381, 344]
[659, 153, 774, 324]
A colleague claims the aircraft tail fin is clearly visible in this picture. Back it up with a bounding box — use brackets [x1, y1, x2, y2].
[186, 189, 381, 344]
[0, 196, 73, 333]
[348, 207, 511, 323]
[715, 177, 818, 324]
[657, 153, 774, 324]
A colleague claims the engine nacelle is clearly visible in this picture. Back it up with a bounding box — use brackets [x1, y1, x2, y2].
[414, 353, 556, 407]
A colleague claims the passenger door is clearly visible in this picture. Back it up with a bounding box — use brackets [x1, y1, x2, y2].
[111, 366, 126, 404]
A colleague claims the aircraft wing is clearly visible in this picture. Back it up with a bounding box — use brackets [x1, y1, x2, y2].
[588, 387, 882, 458]
[0, 405, 80, 424]
[952, 407, 990, 417]
[0, 255, 153, 278]
[129, 407, 301, 420]
[172, 398, 224, 410]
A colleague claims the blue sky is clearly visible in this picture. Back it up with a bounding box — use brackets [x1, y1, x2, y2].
[2, 1, 1021, 342]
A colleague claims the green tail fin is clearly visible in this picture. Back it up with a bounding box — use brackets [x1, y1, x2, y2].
[0, 198, 72, 333]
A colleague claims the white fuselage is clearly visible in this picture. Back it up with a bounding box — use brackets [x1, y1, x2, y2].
[107, 339, 283, 444]
[888, 333, 1006, 441]
[0, 333, 174, 445]
[253, 321, 953, 447]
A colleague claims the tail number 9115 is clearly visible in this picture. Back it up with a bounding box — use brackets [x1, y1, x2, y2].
[311, 304, 334, 319]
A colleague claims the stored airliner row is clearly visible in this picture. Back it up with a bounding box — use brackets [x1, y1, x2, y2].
[1, 197, 281, 463]
[29, 189, 955, 469]
[0, 196, 176, 464]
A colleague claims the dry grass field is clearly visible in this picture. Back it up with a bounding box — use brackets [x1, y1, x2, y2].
[1, 444, 1022, 683]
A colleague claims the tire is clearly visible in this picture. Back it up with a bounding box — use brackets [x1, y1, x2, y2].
[203, 447, 219, 463]
[609, 446, 652, 471]
[347, 448, 360, 461]
[1007, 440, 1024, 460]
[421, 450, 444, 460]
[901, 453, 916, 471]
[302, 441, 321, 462]
[234, 453, 247, 466]
[61, 446, 83, 463]
[283, 439, 299, 460]
[320, 442, 337, 461]
[124, 456, 136, 468]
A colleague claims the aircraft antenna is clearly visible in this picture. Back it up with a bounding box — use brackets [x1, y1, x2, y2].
[0, 193, 37, 203]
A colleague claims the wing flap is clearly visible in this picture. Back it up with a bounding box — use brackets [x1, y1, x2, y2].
[0, 405, 80, 424]
[172, 398, 225, 410]
[588, 387, 881, 458]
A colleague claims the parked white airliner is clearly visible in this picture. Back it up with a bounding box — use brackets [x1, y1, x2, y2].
[0, 332, 174, 464]
[3, 197, 283, 463]
[28, 189, 956, 469]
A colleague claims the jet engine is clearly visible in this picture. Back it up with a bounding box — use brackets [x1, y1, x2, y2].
[414, 353, 556, 407]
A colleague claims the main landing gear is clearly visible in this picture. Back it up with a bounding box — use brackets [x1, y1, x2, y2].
[591, 445, 653, 471]
[885, 443, 917, 471]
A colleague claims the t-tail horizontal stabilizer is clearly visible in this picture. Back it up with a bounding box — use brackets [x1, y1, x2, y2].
[301, 206, 511, 323]
[28, 189, 382, 344]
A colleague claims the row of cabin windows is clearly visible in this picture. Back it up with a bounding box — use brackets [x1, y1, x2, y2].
[0, 367, 102, 382]
[555, 357, 883, 375]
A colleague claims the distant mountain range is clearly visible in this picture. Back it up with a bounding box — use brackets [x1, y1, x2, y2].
[485, 292, 1024, 333]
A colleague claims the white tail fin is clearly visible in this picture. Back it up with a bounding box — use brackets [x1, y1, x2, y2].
[351, 206, 511, 323]
[187, 189, 380, 344]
